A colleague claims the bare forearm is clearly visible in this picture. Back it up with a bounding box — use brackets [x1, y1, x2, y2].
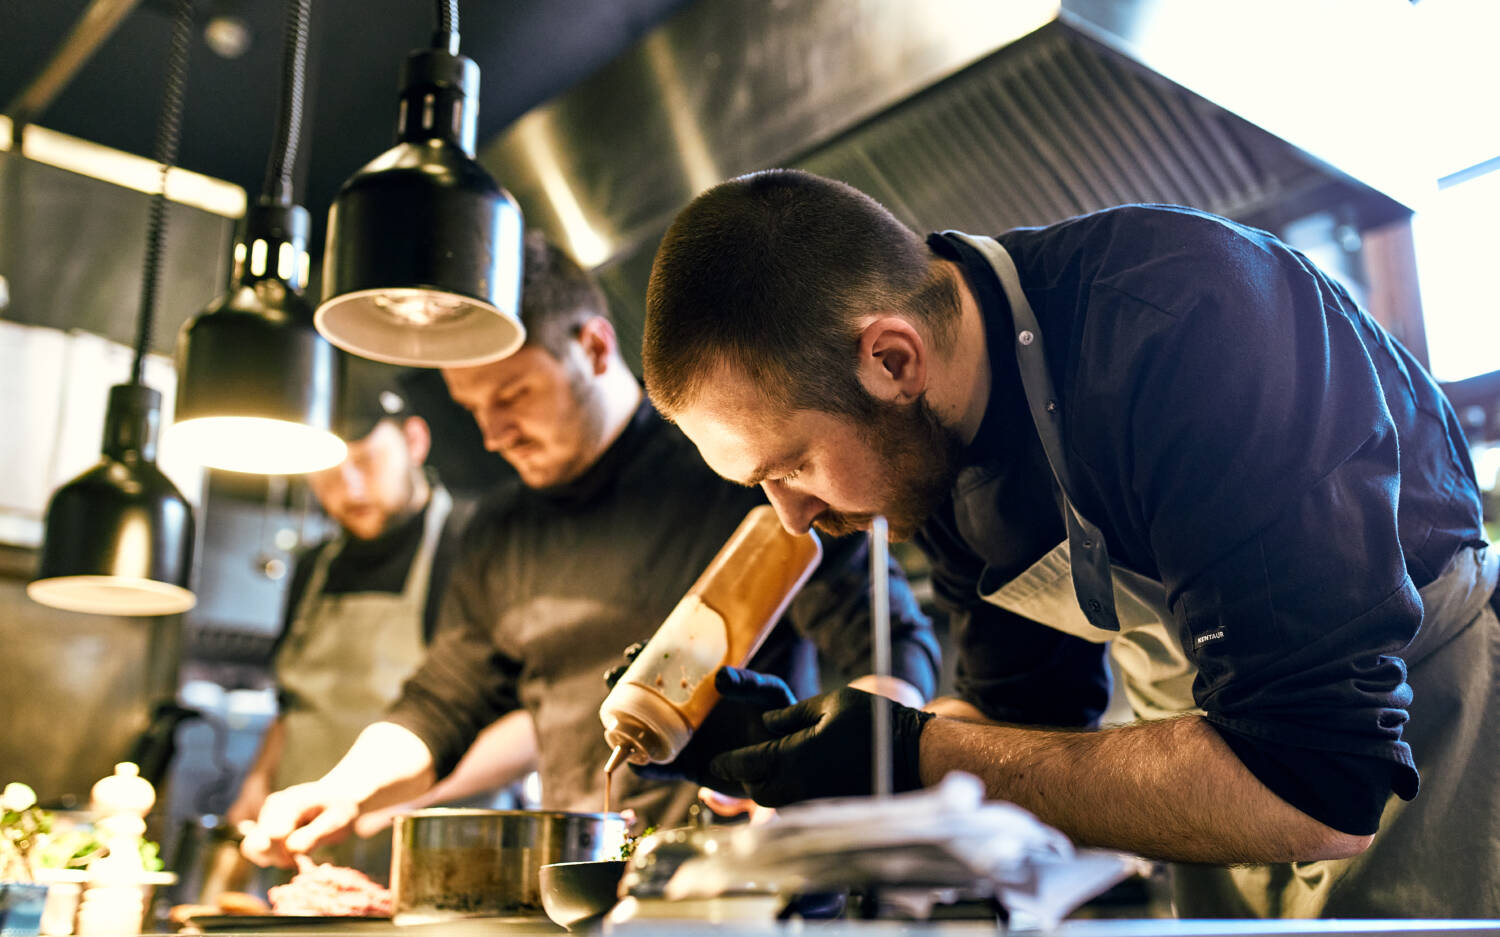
[249, 717, 287, 779]
[416, 709, 538, 806]
[921, 696, 992, 722]
[351, 712, 538, 838]
[244, 722, 439, 864]
[324, 722, 438, 811]
[227, 718, 286, 825]
[919, 714, 1371, 864]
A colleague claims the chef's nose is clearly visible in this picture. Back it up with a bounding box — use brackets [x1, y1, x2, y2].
[761, 483, 826, 536]
[475, 409, 516, 453]
[338, 460, 366, 498]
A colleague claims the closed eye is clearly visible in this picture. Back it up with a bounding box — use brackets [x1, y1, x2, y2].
[744, 458, 803, 489]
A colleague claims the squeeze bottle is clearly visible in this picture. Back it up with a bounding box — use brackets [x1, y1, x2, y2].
[599, 505, 822, 770]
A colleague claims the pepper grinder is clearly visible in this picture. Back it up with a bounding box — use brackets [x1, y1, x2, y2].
[75, 763, 154, 937]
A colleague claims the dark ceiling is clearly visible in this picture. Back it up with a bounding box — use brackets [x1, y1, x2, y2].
[1, 0, 691, 244]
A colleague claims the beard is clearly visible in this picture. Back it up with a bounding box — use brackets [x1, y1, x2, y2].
[539, 356, 610, 487]
[811, 393, 963, 542]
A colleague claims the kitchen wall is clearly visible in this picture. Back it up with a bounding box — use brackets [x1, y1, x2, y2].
[0, 137, 287, 817]
[482, 0, 1428, 374]
[0, 548, 181, 805]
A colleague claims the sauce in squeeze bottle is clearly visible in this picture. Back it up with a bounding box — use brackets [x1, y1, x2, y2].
[599, 505, 823, 780]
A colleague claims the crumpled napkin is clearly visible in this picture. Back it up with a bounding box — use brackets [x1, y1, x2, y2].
[663, 772, 1136, 928]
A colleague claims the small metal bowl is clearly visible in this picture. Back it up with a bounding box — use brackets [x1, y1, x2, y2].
[538, 859, 626, 931]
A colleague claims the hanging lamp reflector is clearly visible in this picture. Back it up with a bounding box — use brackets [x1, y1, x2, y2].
[30, 385, 197, 616]
[315, 46, 525, 367]
[174, 201, 345, 473]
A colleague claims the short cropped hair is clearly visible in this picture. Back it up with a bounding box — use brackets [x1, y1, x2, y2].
[521, 230, 613, 359]
[643, 169, 959, 418]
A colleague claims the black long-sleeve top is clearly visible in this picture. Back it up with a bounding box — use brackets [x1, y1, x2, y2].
[916, 206, 1485, 836]
[386, 400, 940, 827]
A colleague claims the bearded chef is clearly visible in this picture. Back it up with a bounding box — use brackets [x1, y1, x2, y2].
[226, 386, 476, 879]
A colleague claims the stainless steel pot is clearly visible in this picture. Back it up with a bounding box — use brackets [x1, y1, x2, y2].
[390, 809, 626, 924]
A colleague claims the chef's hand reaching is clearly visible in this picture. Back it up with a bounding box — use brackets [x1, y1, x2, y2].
[613, 666, 798, 799]
[240, 782, 359, 868]
[709, 682, 935, 807]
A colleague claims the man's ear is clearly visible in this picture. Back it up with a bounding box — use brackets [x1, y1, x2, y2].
[576, 316, 617, 376]
[403, 415, 432, 466]
[856, 316, 928, 403]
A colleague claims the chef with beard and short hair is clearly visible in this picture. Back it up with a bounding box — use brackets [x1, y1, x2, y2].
[638, 169, 1500, 918]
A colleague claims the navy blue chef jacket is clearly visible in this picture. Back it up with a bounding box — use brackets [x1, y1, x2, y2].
[915, 205, 1485, 836]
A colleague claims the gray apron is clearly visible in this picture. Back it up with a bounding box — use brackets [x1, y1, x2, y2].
[271, 485, 451, 880]
[953, 232, 1500, 918]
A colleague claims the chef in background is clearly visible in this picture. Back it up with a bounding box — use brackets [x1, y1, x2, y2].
[637, 169, 1500, 918]
[241, 232, 941, 868]
[226, 386, 479, 879]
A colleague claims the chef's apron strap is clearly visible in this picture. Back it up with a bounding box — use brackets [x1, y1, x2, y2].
[276, 531, 347, 664]
[401, 484, 452, 607]
[945, 230, 1119, 632]
[271, 486, 451, 802]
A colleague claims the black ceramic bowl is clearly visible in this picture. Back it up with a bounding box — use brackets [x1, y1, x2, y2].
[538, 859, 627, 931]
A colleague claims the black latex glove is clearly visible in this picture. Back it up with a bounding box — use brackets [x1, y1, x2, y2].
[708, 684, 934, 807]
[629, 667, 798, 798]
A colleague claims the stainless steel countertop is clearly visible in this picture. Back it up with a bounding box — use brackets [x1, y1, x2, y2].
[609, 921, 1500, 937]
[160, 918, 1500, 936]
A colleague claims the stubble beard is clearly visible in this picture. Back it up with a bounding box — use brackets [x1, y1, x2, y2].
[541, 359, 610, 488]
[811, 393, 962, 542]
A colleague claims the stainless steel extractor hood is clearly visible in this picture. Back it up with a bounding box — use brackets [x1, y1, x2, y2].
[479, 0, 1430, 366]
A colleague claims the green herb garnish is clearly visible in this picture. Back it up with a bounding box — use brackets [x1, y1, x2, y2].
[619, 825, 656, 860]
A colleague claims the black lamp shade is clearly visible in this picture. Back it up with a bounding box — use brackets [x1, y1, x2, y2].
[314, 47, 525, 367]
[29, 384, 196, 616]
[173, 203, 347, 474]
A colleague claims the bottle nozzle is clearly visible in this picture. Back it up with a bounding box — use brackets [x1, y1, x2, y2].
[604, 744, 630, 776]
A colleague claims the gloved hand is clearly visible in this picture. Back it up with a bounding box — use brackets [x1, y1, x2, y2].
[629, 666, 797, 798]
[708, 685, 934, 807]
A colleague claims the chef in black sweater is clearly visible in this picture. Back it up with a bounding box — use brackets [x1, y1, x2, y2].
[242, 233, 939, 866]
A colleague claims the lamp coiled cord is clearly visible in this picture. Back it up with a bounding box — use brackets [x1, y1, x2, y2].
[263, 0, 312, 206]
[131, 0, 195, 386]
[434, 0, 459, 53]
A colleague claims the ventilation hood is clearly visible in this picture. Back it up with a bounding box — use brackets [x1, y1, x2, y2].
[480, 0, 1431, 362]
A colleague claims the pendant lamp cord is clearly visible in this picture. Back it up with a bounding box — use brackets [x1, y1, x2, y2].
[263, 0, 312, 205]
[130, 0, 195, 387]
[433, 0, 459, 53]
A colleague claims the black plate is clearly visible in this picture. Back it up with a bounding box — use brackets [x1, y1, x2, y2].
[184, 914, 566, 935]
[183, 914, 395, 933]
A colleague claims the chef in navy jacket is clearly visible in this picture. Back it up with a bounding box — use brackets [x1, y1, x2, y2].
[640, 168, 1500, 918]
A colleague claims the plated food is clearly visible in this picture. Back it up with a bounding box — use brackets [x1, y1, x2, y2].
[267, 856, 393, 917]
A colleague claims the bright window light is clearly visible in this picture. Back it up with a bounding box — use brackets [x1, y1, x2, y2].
[1413, 166, 1500, 383]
